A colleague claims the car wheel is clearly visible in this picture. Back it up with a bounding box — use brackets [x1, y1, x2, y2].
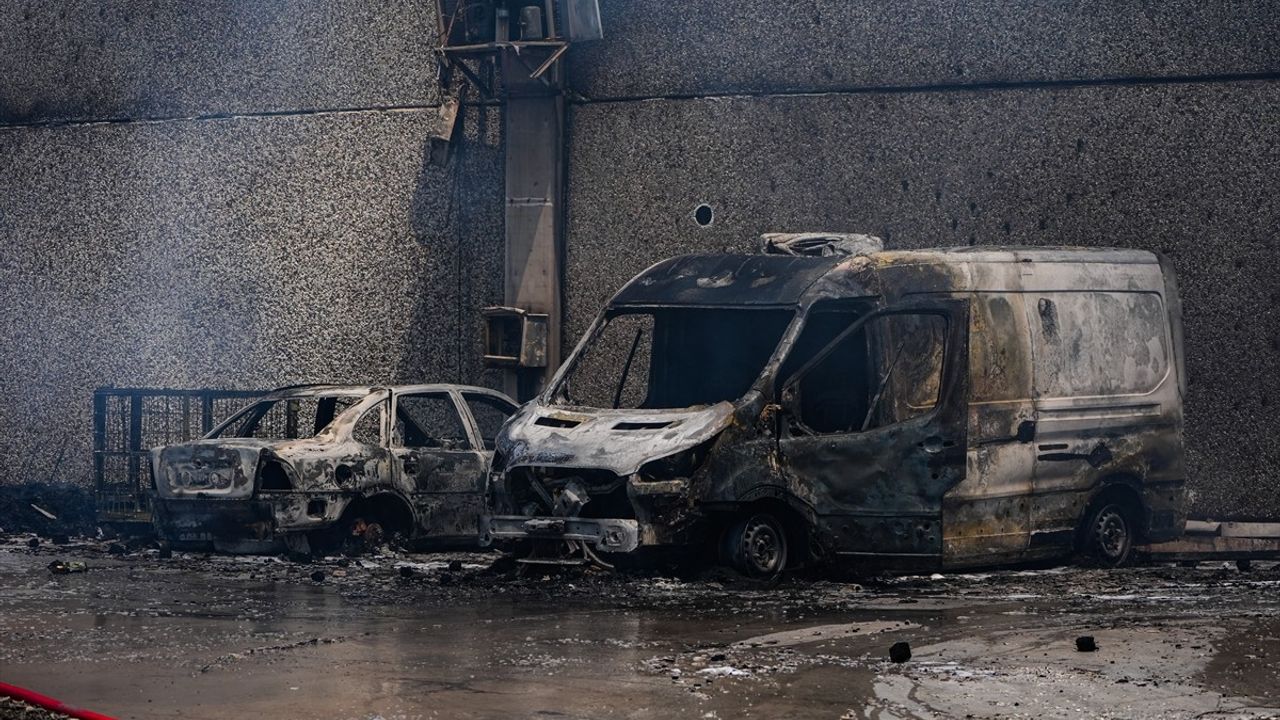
[1084, 502, 1134, 567]
[725, 513, 789, 579]
[342, 517, 386, 555]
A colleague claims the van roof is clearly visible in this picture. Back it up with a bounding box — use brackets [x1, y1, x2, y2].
[611, 246, 1159, 307]
[611, 254, 839, 307]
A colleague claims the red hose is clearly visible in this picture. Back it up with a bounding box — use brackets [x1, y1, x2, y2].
[0, 681, 116, 720]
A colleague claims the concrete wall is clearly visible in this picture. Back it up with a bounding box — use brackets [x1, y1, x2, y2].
[0, 0, 444, 122]
[0, 1, 504, 491]
[563, 2, 1280, 519]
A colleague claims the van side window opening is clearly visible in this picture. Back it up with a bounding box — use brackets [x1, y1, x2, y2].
[396, 394, 469, 449]
[1030, 292, 1169, 398]
[778, 305, 870, 434]
[969, 293, 1033, 403]
[552, 307, 794, 409]
[463, 393, 517, 450]
[788, 311, 946, 434]
[882, 313, 946, 416]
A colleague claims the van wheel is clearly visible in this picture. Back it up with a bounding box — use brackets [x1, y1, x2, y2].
[724, 513, 789, 579]
[1084, 502, 1134, 567]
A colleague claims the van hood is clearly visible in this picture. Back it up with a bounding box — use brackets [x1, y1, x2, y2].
[497, 402, 737, 477]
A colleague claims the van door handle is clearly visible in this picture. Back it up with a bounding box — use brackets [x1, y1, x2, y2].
[403, 453, 420, 475]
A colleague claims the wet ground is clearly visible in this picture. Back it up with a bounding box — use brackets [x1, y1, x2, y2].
[2, 536, 1280, 720]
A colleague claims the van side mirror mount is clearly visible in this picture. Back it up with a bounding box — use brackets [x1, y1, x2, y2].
[780, 384, 798, 409]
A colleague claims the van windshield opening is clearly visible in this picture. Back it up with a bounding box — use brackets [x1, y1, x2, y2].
[551, 307, 795, 409]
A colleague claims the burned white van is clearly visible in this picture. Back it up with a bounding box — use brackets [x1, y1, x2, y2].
[482, 241, 1187, 575]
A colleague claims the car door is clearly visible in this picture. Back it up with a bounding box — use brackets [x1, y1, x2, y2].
[776, 297, 969, 563]
[390, 390, 488, 541]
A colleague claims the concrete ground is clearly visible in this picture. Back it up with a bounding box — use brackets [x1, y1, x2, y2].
[2, 536, 1279, 720]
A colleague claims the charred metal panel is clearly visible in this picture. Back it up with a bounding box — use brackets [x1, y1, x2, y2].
[497, 403, 735, 477]
[611, 255, 840, 307]
[151, 497, 276, 548]
[773, 296, 970, 560]
[943, 291, 1036, 561]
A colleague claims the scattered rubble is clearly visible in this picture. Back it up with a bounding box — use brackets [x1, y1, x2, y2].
[0, 695, 73, 720]
[0, 483, 97, 537]
[46, 560, 86, 575]
[3, 534, 1280, 718]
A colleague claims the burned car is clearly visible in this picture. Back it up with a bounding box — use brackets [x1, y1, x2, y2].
[482, 239, 1187, 576]
[152, 384, 517, 554]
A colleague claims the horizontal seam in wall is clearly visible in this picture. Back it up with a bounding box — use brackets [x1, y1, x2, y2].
[0, 100, 500, 131]
[567, 70, 1280, 106]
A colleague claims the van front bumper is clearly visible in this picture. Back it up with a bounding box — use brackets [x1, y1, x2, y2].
[481, 515, 640, 553]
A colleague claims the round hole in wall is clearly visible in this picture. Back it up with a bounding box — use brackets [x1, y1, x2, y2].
[693, 203, 714, 227]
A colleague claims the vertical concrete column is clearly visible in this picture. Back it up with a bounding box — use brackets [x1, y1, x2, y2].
[502, 66, 564, 400]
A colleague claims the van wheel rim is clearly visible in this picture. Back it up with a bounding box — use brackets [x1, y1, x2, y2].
[741, 517, 784, 574]
[1095, 509, 1128, 559]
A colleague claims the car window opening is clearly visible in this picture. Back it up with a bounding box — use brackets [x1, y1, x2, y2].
[214, 395, 361, 440]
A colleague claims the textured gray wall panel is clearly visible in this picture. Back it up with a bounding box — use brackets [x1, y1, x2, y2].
[0, 105, 504, 486]
[569, 1, 1280, 98]
[0, 0, 443, 123]
[564, 82, 1280, 519]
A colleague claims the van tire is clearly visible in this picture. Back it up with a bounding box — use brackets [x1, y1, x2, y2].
[1083, 502, 1135, 567]
[723, 513, 789, 579]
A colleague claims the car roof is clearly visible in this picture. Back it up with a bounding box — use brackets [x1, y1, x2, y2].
[256, 384, 514, 402]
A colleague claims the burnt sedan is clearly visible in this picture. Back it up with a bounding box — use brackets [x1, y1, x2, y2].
[151, 384, 517, 554]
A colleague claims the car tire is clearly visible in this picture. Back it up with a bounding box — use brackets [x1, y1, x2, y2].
[1083, 502, 1135, 567]
[724, 513, 789, 579]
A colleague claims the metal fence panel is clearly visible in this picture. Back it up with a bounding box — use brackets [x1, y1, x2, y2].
[93, 387, 263, 525]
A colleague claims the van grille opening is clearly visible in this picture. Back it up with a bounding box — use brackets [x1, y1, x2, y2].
[506, 466, 634, 520]
[613, 421, 672, 430]
[535, 416, 582, 429]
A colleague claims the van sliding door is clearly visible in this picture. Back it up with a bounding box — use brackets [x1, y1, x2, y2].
[941, 293, 1035, 564]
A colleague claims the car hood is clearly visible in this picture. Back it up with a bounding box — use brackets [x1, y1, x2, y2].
[496, 402, 736, 477]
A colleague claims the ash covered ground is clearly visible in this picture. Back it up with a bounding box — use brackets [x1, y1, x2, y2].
[2, 535, 1280, 719]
